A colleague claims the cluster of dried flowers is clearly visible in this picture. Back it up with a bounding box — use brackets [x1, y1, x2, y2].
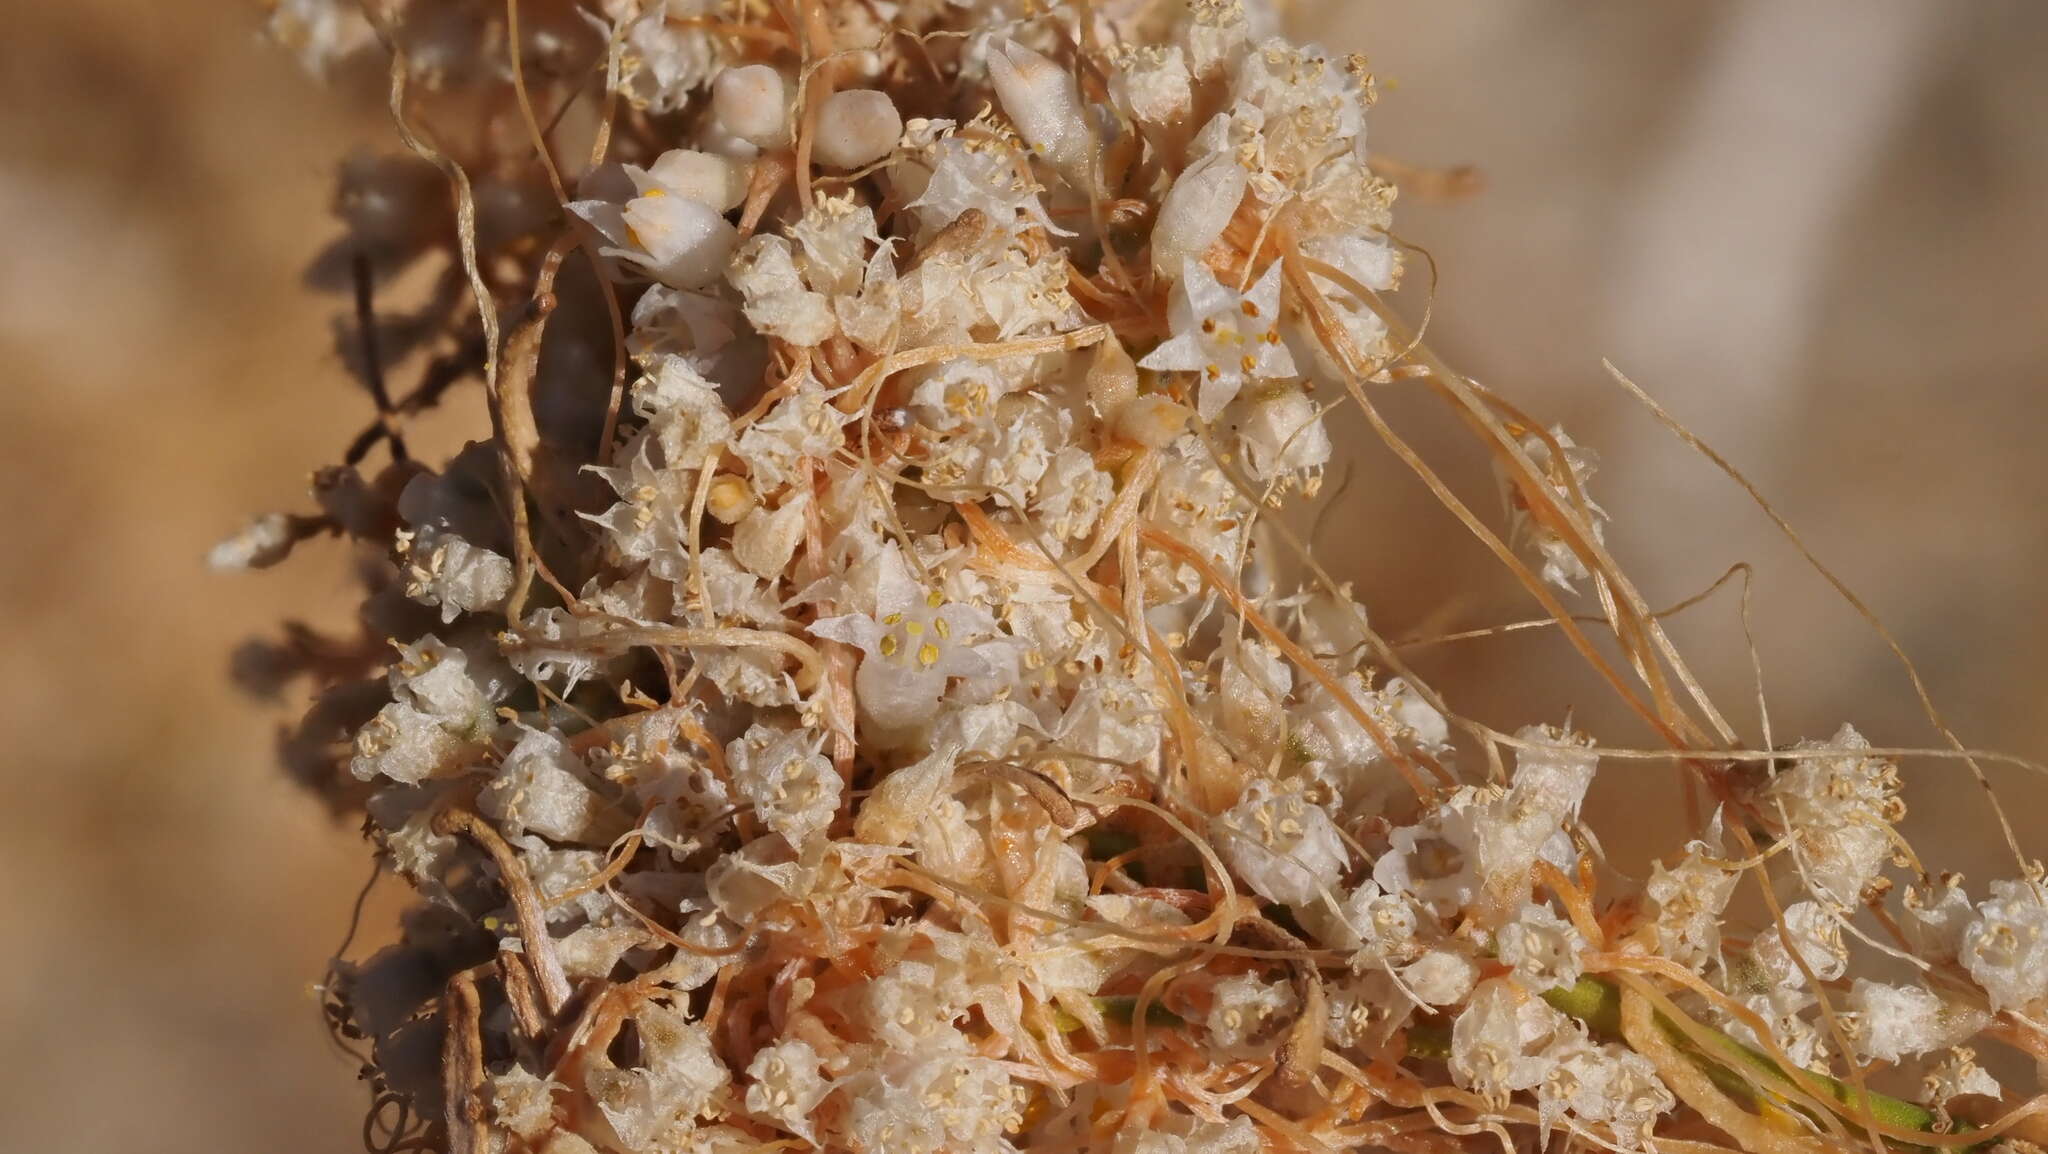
[228, 1, 2048, 1151]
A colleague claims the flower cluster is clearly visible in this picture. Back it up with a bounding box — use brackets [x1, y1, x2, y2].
[226, 1, 2044, 1152]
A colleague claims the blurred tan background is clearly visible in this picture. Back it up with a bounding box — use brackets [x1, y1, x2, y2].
[1, 2, 2043, 1150]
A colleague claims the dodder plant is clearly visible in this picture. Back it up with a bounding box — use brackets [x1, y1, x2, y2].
[228, 1, 2048, 1151]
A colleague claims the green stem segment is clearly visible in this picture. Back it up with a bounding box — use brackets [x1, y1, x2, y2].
[1409, 977, 1946, 1140]
[1071, 979, 1954, 1146]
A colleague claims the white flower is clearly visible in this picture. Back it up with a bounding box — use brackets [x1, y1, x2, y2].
[479, 727, 615, 844]
[350, 700, 471, 785]
[1901, 874, 1975, 963]
[1205, 971, 1297, 1049]
[1499, 424, 1605, 593]
[1644, 815, 1739, 971]
[569, 151, 743, 289]
[1959, 878, 2048, 1012]
[1052, 676, 1164, 783]
[744, 1038, 831, 1141]
[1471, 726, 1598, 896]
[789, 193, 888, 297]
[1766, 723, 1903, 908]
[731, 492, 809, 578]
[582, 1001, 728, 1150]
[809, 545, 1013, 732]
[626, 285, 748, 379]
[1923, 1048, 2002, 1117]
[908, 134, 1058, 237]
[726, 723, 841, 850]
[583, 439, 696, 582]
[1450, 977, 1579, 1102]
[631, 356, 733, 470]
[1212, 778, 1348, 908]
[728, 234, 837, 345]
[1292, 673, 1446, 797]
[390, 635, 503, 724]
[1030, 446, 1114, 541]
[839, 1049, 1024, 1154]
[350, 638, 502, 784]
[488, 1064, 562, 1141]
[1138, 259, 1295, 420]
[907, 358, 1012, 433]
[556, 923, 653, 980]
[393, 451, 516, 623]
[1233, 383, 1331, 480]
[1751, 900, 1849, 986]
[1498, 902, 1587, 993]
[1112, 45, 1193, 129]
[1325, 969, 1405, 1049]
[608, 1, 721, 115]
[1374, 787, 1487, 916]
[1844, 981, 1988, 1063]
[1541, 1043, 1674, 1145]
[1230, 38, 1370, 179]
[733, 377, 854, 496]
[395, 525, 514, 624]
[1400, 948, 1479, 1007]
[1335, 879, 1422, 966]
[1183, 0, 1251, 78]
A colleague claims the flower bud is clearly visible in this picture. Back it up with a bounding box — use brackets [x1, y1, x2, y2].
[706, 474, 756, 524]
[1151, 151, 1247, 279]
[812, 89, 901, 171]
[1086, 338, 1139, 417]
[713, 65, 791, 149]
[642, 149, 750, 213]
[986, 39, 1090, 185]
[1113, 394, 1191, 448]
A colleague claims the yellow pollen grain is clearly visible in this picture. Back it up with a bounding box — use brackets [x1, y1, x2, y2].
[882, 613, 903, 625]
[880, 634, 900, 657]
[926, 590, 944, 608]
[917, 643, 940, 668]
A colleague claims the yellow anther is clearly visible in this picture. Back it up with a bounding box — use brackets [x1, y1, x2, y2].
[917, 643, 940, 668]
